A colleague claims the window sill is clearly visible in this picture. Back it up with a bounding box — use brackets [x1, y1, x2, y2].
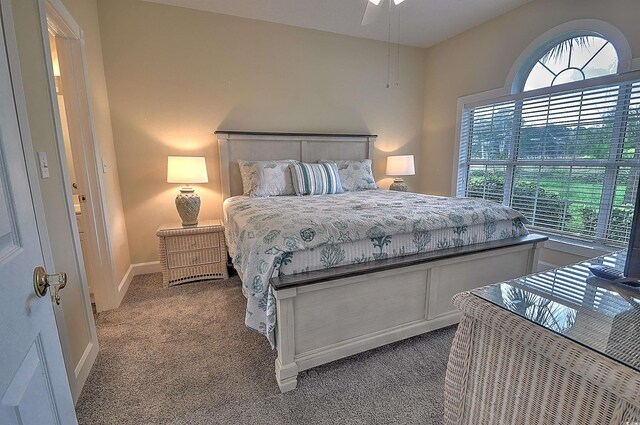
[533, 231, 616, 258]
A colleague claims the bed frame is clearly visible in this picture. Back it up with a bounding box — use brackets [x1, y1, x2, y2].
[215, 131, 547, 392]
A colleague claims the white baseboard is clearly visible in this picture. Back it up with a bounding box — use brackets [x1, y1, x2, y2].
[116, 261, 161, 304]
[71, 340, 98, 404]
[117, 264, 134, 304]
[131, 261, 161, 275]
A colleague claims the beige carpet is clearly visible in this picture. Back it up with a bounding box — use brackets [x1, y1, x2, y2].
[75, 272, 456, 425]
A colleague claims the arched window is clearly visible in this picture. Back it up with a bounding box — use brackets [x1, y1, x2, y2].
[456, 26, 640, 247]
[522, 35, 619, 91]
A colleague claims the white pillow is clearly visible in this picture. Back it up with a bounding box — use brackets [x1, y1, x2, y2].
[238, 160, 296, 197]
[319, 159, 378, 191]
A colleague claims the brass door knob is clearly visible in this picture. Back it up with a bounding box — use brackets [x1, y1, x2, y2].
[34, 266, 67, 305]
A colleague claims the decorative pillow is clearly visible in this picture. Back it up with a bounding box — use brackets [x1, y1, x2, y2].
[289, 162, 344, 196]
[320, 159, 378, 191]
[238, 160, 296, 197]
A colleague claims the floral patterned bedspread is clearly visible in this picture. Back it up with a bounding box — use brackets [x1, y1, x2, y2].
[223, 190, 529, 346]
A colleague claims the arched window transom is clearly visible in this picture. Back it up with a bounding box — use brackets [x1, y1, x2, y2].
[523, 35, 618, 92]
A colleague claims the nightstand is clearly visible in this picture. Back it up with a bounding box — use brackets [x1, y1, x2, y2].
[157, 219, 229, 287]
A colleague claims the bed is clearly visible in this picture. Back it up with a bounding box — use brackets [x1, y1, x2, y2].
[216, 131, 547, 392]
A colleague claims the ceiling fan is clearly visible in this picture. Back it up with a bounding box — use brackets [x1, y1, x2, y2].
[361, 0, 406, 26]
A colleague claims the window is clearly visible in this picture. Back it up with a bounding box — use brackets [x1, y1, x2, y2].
[457, 34, 640, 247]
[524, 35, 618, 91]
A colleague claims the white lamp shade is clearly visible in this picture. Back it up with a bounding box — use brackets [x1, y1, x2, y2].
[167, 156, 209, 184]
[386, 155, 415, 176]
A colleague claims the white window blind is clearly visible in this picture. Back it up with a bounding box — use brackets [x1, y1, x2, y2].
[457, 77, 640, 246]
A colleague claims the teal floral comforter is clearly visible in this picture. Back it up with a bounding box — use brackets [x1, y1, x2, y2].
[223, 190, 529, 346]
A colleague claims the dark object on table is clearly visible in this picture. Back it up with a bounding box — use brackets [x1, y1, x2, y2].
[589, 265, 625, 281]
[614, 277, 640, 288]
[588, 265, 640, 288]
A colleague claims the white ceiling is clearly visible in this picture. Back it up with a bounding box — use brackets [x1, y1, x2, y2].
[142, 0, 533, 48]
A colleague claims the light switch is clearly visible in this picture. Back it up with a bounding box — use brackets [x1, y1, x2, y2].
[38, 152, 50, 179]
[102, 158, 108, 173]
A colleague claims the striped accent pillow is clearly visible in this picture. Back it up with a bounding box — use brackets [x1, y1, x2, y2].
[289, 162, 344, 195]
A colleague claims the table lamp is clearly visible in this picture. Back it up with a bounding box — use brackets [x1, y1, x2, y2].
[386, 155, 415, 192]
[167, 156, 208, 226]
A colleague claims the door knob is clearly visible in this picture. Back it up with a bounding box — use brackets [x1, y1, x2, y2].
[34, 266, 67, 305]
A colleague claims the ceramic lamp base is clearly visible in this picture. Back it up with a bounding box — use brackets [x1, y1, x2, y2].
[175, 187, 201, 226]
[389, 178, 408, 192]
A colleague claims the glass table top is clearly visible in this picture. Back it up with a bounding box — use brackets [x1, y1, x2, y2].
[472, 251, 640, 372]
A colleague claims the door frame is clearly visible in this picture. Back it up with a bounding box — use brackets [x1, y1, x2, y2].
[32, 0, 108, 401]
[42, 0, 117, 314]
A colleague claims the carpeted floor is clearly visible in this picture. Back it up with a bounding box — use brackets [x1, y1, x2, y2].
[75, 273, 456, 425]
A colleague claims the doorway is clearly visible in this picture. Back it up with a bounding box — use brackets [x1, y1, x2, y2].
[41, 0, 116, 401]
[48, 32, 96, 308]
[44, 2, 114, 315]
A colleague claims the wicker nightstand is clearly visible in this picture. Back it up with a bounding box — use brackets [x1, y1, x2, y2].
[157, 219, 229, 287]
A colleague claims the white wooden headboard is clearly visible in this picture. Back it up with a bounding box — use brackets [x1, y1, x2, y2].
[215, 131, 377, 199]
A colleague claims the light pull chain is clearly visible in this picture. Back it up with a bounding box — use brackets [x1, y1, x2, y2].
[396, 3, 400, 87]
[386, 0, 391, 89]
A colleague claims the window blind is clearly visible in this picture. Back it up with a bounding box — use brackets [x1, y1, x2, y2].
[457, 78, 640, 246]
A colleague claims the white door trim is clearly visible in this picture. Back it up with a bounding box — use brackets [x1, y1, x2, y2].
[43, 0, 118, 312]
[34, 0, 107, 402]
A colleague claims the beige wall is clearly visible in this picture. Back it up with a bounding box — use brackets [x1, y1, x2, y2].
[60, 0, 131, 286]
[97, 0, 640, 265]
[421, 0, 640, 197]
[97, 0, 426, 264]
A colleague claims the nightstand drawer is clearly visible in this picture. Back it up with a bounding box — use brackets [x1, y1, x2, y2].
[167, 248, 221, 269]
[165, 232, 220, 253]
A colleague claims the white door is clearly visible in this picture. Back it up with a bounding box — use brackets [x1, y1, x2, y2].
[0, 5, 78, 425]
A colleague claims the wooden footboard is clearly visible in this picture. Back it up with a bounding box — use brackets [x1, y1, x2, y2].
[270, 235, 547, 392]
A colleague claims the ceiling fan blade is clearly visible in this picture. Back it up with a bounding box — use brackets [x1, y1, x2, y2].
[361, 0, 384, 25]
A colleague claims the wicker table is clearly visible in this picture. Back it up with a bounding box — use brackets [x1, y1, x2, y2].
[157, 220, 229, 287]
[445, 251, 640, 425]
